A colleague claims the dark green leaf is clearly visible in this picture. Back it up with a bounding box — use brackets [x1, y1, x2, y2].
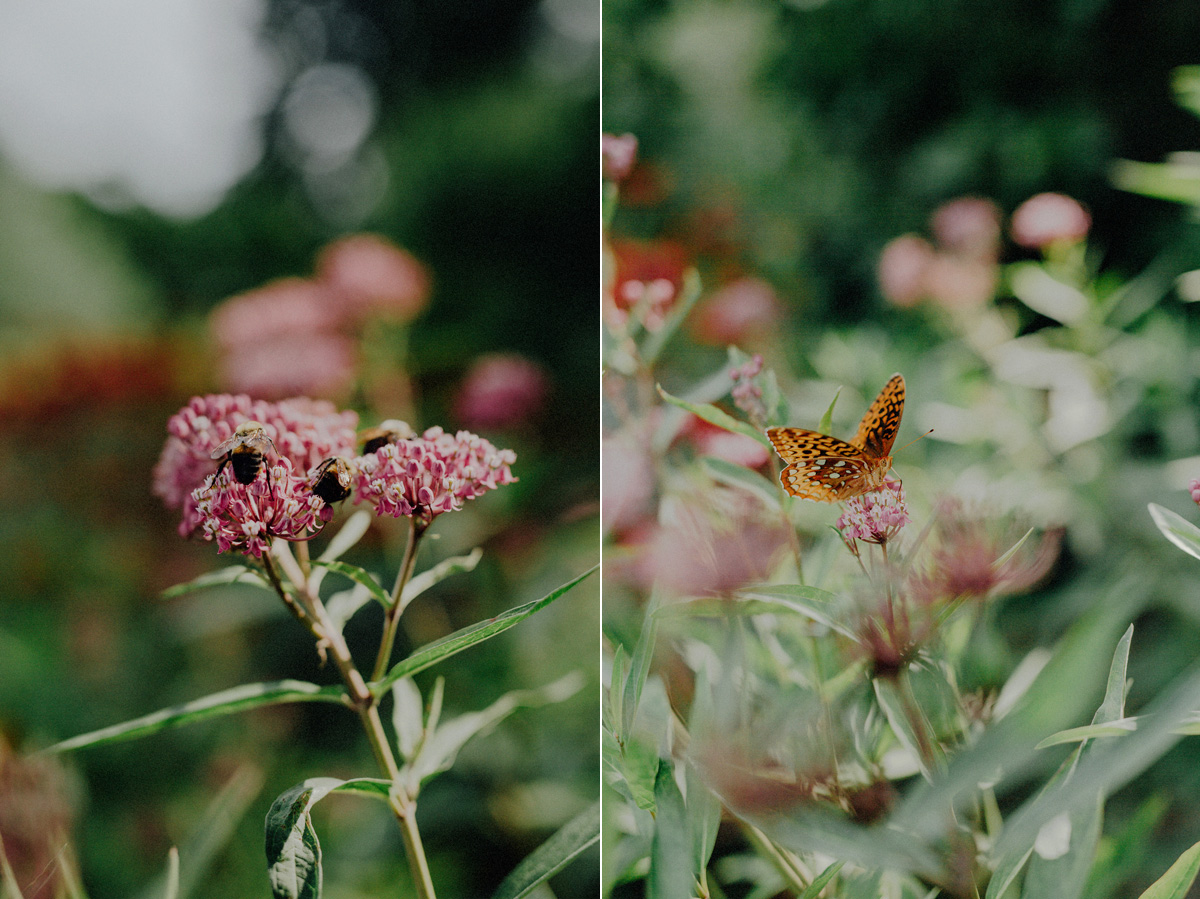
[46, 681, 346, 753]
[375, 566, 597, 694]
[491, 802, 600, 899]
[648, 759, 693, 899]
[656, 386, 771, 447]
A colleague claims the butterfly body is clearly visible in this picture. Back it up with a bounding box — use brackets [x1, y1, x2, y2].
[766, 374, 904, 503]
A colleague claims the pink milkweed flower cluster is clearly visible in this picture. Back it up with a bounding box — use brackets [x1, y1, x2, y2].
[730, 353, 766, 427]
[155, 394, 517, 555]
[1010, 192, 1091, 250]
[1190, 478, 1200, 505]
[836, 477, 910, 551]
[355, 426, 517, 529]
[210, 234, 431, 401]
[452, 353, 550, 431]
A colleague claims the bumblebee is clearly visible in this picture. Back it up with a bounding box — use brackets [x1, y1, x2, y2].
[358, 419, 415, 455]
[310, 456, 354, 505]
[210, 421, 277, 485]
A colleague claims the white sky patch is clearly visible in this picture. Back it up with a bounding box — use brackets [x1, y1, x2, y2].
[0, 0, 281, 218]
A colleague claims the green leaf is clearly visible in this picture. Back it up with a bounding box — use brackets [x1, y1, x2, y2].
[799, 861, 845, 899]
[391, 677, 424, 762]
[405, 672, 583, 788]
[309, 510, 374, 594]
[1173, 65, 1200, 119]
[701, 457, 780, 511]
[685, 761, 721, 876]
[1138, 840, 1200, 899]
[656, 385, 772, 447]
[993, 527, 1035, 571]
[1113, 158, 1200, 206]
[648, 759, 694, 899]
[310, 560, 391, 609]
[1148, 503, 1200, 562]
[46, 681, 346, 753]
[606, 643, 629, 737]
[984, 845, 1034, 899]
[490, 802, 600, 899]
[162, 848, 179, 899]
[375, 565, 597, 694]
[733, 584, 860, 640]
[817, 387, 841, 435]
[622, 594, 659, 745]
[160, 565, 268, 599]
[874, 676, 943, 781]
[1034, 718, 1138, 750]
[1022, 798, 1103, 899]
[400, 548, 484, 612]
[265, 778, 391, 899]
[323, 584, 375, 634]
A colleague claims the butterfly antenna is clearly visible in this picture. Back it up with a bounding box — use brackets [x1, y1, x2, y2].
[895, 429, 934, 456]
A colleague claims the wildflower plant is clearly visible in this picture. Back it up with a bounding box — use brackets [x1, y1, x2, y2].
[50, 391, 596, 899]
[602, 128, 1200, 899]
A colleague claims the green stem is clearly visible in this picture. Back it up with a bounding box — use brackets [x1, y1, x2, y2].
[373, 519, 425, 682]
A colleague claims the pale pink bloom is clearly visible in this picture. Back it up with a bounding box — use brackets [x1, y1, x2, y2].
[191, 457, 325, 558]
[154, 394, 358, 536]
[607, 239, 688, 332]
[729, 353, 767, 426]
[636, 490, 788, 597]
[691, 277, 783, 345]
[453, 353, 550, 430]
[220, 333, 357, 401]
[877, 235, 936, 307]
[837, 477, 910, 549]
[923, 254, 998, 310]
[355, 427, 517, 527]
[1011, 193, 1091, 249]
[602, 132, 638, 182]
[601, 436, 656, 535]
[315, 234, 431, 325]
[1190, 477, 1200, 505]
[930, 196, 1002, 261]
[209, 278, 335, 351]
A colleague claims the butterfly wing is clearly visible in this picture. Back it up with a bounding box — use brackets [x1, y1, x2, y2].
[766, 427, 874, 500]
[850, 373, 905, 459]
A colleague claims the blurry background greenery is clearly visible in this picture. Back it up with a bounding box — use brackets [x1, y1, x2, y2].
[604, 0, 1200, 895]
[0, 1, 598, 896]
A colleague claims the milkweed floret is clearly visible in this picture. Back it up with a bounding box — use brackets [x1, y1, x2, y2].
[836, 477, 910, 550]
[191, 458, 325, 557]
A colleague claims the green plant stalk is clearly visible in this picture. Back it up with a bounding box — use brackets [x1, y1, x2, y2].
[373, 519, 425, 682]
[742, 823, 811, 894]
[267, 538, 438, 899]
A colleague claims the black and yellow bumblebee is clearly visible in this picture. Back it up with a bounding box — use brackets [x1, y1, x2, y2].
[310, 456, 354, 505]
[358, 419, 415, 455]
[210, 421, 278, 485]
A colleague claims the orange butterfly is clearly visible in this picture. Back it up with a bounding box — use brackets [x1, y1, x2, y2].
[766, 374, 905, 502]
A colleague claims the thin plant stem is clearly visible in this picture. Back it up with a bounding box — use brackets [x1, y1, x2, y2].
[742, 824, 811, 894]
[260, 551, 321, 640]
[373, 519, 425, 682]
[265, 537, 437, 899]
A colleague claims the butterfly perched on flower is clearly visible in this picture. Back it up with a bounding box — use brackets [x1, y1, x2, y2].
[766, 374, 905, 502]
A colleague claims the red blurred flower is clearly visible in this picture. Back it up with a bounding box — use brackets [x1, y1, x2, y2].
[607, 239, 689, 332]
[453, 353, 550, 431]
[1011, 193, 1091, 250]
[681, 416, 771, 469]
[691, 277, 783, 345]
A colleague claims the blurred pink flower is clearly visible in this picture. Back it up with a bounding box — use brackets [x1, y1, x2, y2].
[692, 741, 824, 816]
[691, 277, 783, 345]
[315, 233, 431, 325]
[453, 353, 550, 430]
[923, 254, 998, 310]
[220, 333, 357, 401]
[602, 436, 656, 535]
[0, 740, 75, 899]
[1190, 477, 1200, 505]
[636, 490, 788, 597]
[602, 133, 638, 182]
[354, 426, 517, 528]
[729, 353, 767, 426]
[878, 235, 936, 307]
[154, 394, 358, 537]
[1011, 193, 1091, 249]
[210, 278, 335, 351]
[931, 197, 1002, 261]
[192, 457, 325, 557]
[837, 477, 909, 550]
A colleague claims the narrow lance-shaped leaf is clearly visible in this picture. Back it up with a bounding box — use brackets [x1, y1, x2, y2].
[1148, 503, 1200, 562]
[400, 548, 484, 612]
[701, 457, 780, 511]
[160, 565, 269, 600]
[490, 802, 600, 899]
[656, 385, 772, 447]
[622, 593, 659, 744]
[817, 387, 841, 435]
[45, 680, 347, 753]
[310, 560, 391, 609]
[374, 565, 597, 694]
[648, 759, 694, 899]
[1138, 840, 1200, 899]
[266, 778, 392, 899]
